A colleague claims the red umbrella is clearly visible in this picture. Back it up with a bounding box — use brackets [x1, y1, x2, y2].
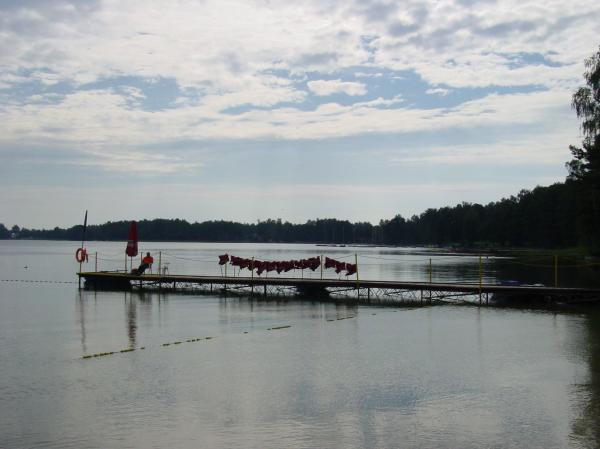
[125, 221, 138, 257]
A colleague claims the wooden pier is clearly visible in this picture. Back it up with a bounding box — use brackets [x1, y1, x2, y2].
[78, 271, 600, 306]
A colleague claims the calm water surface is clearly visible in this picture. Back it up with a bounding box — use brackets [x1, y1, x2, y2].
[1, 241, 599, 448]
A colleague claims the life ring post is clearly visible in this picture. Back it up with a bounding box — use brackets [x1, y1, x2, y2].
[78, 210, 88, 289]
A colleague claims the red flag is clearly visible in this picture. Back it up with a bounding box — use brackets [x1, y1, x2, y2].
[125, 221, 138, 257]
[324, 257, 336, 269]
[335, 261, 346, 274]
[345, 263, 357, 276]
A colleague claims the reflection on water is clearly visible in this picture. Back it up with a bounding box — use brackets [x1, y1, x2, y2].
[1, 241, 600, 448]
[571, 309, 600, 448]
[125, 293, 137, 347]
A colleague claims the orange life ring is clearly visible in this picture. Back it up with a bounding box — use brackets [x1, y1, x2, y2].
[76, 247, 88, 263]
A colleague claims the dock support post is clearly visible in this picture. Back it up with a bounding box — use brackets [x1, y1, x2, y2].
[95, 252, 98, 272]
[367, 287, 370, 304]
[479, 255, 482, 305]
[251, 257, 254, 294]
[158, 251, 162, 276]
[264, 284, 267, 297]
[428, 258, 432, 302]
[355, 253, 360, 290]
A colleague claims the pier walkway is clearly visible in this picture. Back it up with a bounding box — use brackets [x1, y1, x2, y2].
[78, 271, 600, 306]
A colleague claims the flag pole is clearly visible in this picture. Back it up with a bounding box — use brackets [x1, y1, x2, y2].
[78, 210, 88, 289]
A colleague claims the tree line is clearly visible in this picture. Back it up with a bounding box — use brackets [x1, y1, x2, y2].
[2, 46, 599, 253]
[0, 179, 592, 250]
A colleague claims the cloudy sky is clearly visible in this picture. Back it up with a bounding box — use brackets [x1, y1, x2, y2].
[1, 0, 598, 228]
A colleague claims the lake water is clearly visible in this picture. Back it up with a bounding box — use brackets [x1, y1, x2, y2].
[1, 240, 600, 448]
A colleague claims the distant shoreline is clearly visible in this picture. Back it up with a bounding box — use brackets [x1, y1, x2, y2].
[1, 178, 597, 254]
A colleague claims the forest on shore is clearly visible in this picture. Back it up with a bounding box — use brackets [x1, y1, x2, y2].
[2, 47, 599, 253]
[0, 179, 593, 251]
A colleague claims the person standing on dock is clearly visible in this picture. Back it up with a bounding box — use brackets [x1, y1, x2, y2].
[136, 252, 154, 275]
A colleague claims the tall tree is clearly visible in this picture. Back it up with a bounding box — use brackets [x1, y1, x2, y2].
[567, 45, 600, 252]
[567, 45, 600, 181]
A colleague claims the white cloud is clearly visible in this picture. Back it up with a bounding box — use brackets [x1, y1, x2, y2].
[354, 72, 383, 78]
[426, 88, 451, 96]
[307, 79, 367, 96]
[74, 150, 202, 174]
[388, 132, 575, 166]
[0, 87, 575, 144]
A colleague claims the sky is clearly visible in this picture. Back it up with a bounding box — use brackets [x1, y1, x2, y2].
[1, 0, 599, 228]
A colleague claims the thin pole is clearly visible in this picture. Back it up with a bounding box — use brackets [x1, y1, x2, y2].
[429, 258, 432, 302]
[429, 258, 432, 283]
[554, 255, 558, 288]
[158, 251, 162, 275]
[95, 252, 98, 272]
[479, 255, 483, 304]
[78, 210, 87, 289]
[320, 255, 323, 280]
[355, 253, 359, 289]
[251, 257, 254, 294]
[80, 210, 87, 249]
[125, 253, 127, 272]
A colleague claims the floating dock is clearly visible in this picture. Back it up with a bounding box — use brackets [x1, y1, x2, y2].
[78, 271, 600, 306]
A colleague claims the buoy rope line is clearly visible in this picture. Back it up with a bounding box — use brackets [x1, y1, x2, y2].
[81, 314, 362, 360]
[82, 336, 217, 359]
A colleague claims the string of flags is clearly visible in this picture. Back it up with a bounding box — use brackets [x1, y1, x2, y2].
[218, 254, 357, 276]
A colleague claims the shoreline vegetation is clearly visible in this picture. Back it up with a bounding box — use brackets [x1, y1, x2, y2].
[1, 178, 598, 255]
